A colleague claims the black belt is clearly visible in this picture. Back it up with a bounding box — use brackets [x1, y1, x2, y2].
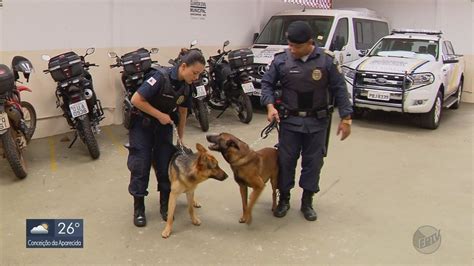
[288, 107, 334, 118]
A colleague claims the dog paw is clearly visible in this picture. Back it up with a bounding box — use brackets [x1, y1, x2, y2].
[161, 228, 172, 239]
[239, 216, 247, 223]
[245, 216, 253, 225]
[193, 201, 202, 208]
[192, 217, 201, 226]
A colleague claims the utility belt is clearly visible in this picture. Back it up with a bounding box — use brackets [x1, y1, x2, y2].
[279, 106, 334, 119]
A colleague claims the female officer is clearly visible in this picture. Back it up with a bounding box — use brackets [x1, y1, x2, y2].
[127, 50, 206, 227]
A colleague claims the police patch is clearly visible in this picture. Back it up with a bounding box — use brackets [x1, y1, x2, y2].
[312, 69, 322, 81]
[146, 77, 157, 86]
[176, 95, 185, 105]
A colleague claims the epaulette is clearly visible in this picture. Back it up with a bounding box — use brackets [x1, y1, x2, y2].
[324, 49, 335, 58]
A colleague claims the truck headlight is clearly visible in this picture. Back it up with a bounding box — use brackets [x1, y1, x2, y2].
[406, 73, 434, 90]
[342, 66, 356, 85]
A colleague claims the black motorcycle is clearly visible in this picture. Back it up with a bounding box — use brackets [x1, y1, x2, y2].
[207, 40, 254, 124]
[42, 48, 104, 159]
[108, 47, 159, 130]
[0, 57, 37, 178]
[168, 40, 210, 132]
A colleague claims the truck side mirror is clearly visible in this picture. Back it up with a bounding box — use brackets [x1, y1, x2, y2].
[443, 58, 459, 64]
[359, 50, 368, 57]
[253, 32, 259, 43]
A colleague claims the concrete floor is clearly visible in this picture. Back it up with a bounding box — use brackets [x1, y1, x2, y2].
[0, 104, 472, 265]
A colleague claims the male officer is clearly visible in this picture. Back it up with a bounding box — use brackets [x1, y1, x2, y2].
[128, 51, 206, 227]
[261, 21, 352, 221]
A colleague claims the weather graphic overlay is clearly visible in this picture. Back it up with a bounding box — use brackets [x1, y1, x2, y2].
[26, 219, 83, 248]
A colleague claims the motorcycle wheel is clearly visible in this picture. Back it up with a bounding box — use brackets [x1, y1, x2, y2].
[236, 92, 253, 124]
[20, 101, 37, 142]
[1, 128, 27, 179]
[77, 116, 100, 159]
[193, 100, 209, 132]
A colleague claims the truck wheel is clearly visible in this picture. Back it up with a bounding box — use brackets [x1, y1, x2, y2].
[450, 80, 463, 109]
[420, 91, 442, 130]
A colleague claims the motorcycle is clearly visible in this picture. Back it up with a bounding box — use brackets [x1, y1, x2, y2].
[42, 48, 104, 159]
[207, 40, 254, 124]
[108, 47, 159, 130]
[0, 56, 37, 178]
[168, 40, 210, 132]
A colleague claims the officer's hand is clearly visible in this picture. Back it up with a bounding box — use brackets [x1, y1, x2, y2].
[337, 122, 351, 141]
[157, 113, 172, 125]
[266, 105, 280, 123]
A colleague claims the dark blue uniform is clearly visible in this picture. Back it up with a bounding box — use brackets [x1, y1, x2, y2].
[261, 47, 352, 194]
[128, 66, 192, 197]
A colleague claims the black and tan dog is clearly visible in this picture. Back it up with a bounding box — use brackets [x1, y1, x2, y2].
[207, 133, 278, 224]
[161, 143, 228, 238]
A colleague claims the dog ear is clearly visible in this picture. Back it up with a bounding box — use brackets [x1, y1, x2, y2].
[225, 139, 239, 150]
[196, 143, 207, 153]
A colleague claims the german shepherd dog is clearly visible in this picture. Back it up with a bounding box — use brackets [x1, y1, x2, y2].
[161, 143, 228, 238]
[206, 133, 278, 224]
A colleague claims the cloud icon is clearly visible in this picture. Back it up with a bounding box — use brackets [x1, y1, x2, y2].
[30, 224, 49, 234]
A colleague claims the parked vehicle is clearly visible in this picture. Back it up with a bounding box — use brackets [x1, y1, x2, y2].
[207, 40, 254, 124]
[342, 29, 465, 129]
[42, 48, 104, 158]
[249, 8, 389, 98]
[108, 47, 159, 129]
[0, 56, 36, 178]
[168, 40, 210, 132]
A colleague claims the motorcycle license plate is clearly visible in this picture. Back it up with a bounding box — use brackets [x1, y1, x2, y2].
[0, 112, 10, 131]
[367, 90, 390, 101]
[194, 85, 207, 98]
[241, 82, 255, 94]
[69, 100, 89, 118]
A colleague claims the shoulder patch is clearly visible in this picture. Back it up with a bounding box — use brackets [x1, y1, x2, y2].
[146, 77, 157, 86]
[324, 49, 335, 58]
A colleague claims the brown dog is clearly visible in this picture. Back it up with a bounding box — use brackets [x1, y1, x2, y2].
[207, 133, 278, 224]
[161, 143, 228, 238]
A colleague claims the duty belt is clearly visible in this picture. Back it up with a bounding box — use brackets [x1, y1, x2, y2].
[288, 107, 334, 119]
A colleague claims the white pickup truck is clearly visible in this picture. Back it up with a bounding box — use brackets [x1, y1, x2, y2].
[342, 29, 465, 129]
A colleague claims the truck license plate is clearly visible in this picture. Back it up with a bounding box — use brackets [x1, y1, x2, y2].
[69, 100, 89, 118]
[367, 90, 391, 101]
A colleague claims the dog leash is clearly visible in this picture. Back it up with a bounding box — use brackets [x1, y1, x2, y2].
[171, 122, 187, 155]
[260, 118, 279, 139]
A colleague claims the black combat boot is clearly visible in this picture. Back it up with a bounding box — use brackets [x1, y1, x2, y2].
[273, 191, 290, 218]
[133, 196, 146, 227]
[159, 191, 170, 221]
[301, 190, 317, 221]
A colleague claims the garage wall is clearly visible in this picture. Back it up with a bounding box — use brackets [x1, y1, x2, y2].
[0, 0, 275, 139]
[333, 0, 474, 103]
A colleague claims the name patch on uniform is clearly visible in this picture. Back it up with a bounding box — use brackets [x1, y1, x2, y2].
[146, 77, 157, 86]
[176, 95, 185, 105]
[312, 69, 322, 81]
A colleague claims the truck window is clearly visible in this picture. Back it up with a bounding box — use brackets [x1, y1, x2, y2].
[353, 19, 389, 50]
[330, 18, 348, 51]
[255, 15, 335, 47]
[445, 41, 455, 55]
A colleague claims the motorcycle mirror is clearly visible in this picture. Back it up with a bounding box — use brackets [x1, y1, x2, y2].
[190, 40, 198, 48]
[85, 47, 95, 56]
[217, 49, 221, 54]
[150, 48, 159, 54]
[41, 55, 51, 61]
[107, 52, 117, 58]
[224, 40, 230, 47]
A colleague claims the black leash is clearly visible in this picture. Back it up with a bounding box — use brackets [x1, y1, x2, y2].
[260, 119, 279, 139]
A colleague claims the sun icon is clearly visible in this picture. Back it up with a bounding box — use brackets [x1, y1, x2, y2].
[41, 223, 49, 230]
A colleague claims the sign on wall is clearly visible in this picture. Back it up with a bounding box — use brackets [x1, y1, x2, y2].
[190, 0, 207, 20]
[284, 0, 332, 9]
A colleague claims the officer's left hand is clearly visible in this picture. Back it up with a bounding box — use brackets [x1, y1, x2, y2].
[337, 122, 351, 141]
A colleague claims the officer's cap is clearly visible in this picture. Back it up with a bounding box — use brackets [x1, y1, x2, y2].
[286, 21, 314, 44]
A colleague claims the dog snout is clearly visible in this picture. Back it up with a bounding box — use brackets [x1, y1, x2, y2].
[212, 169, 228, 181]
